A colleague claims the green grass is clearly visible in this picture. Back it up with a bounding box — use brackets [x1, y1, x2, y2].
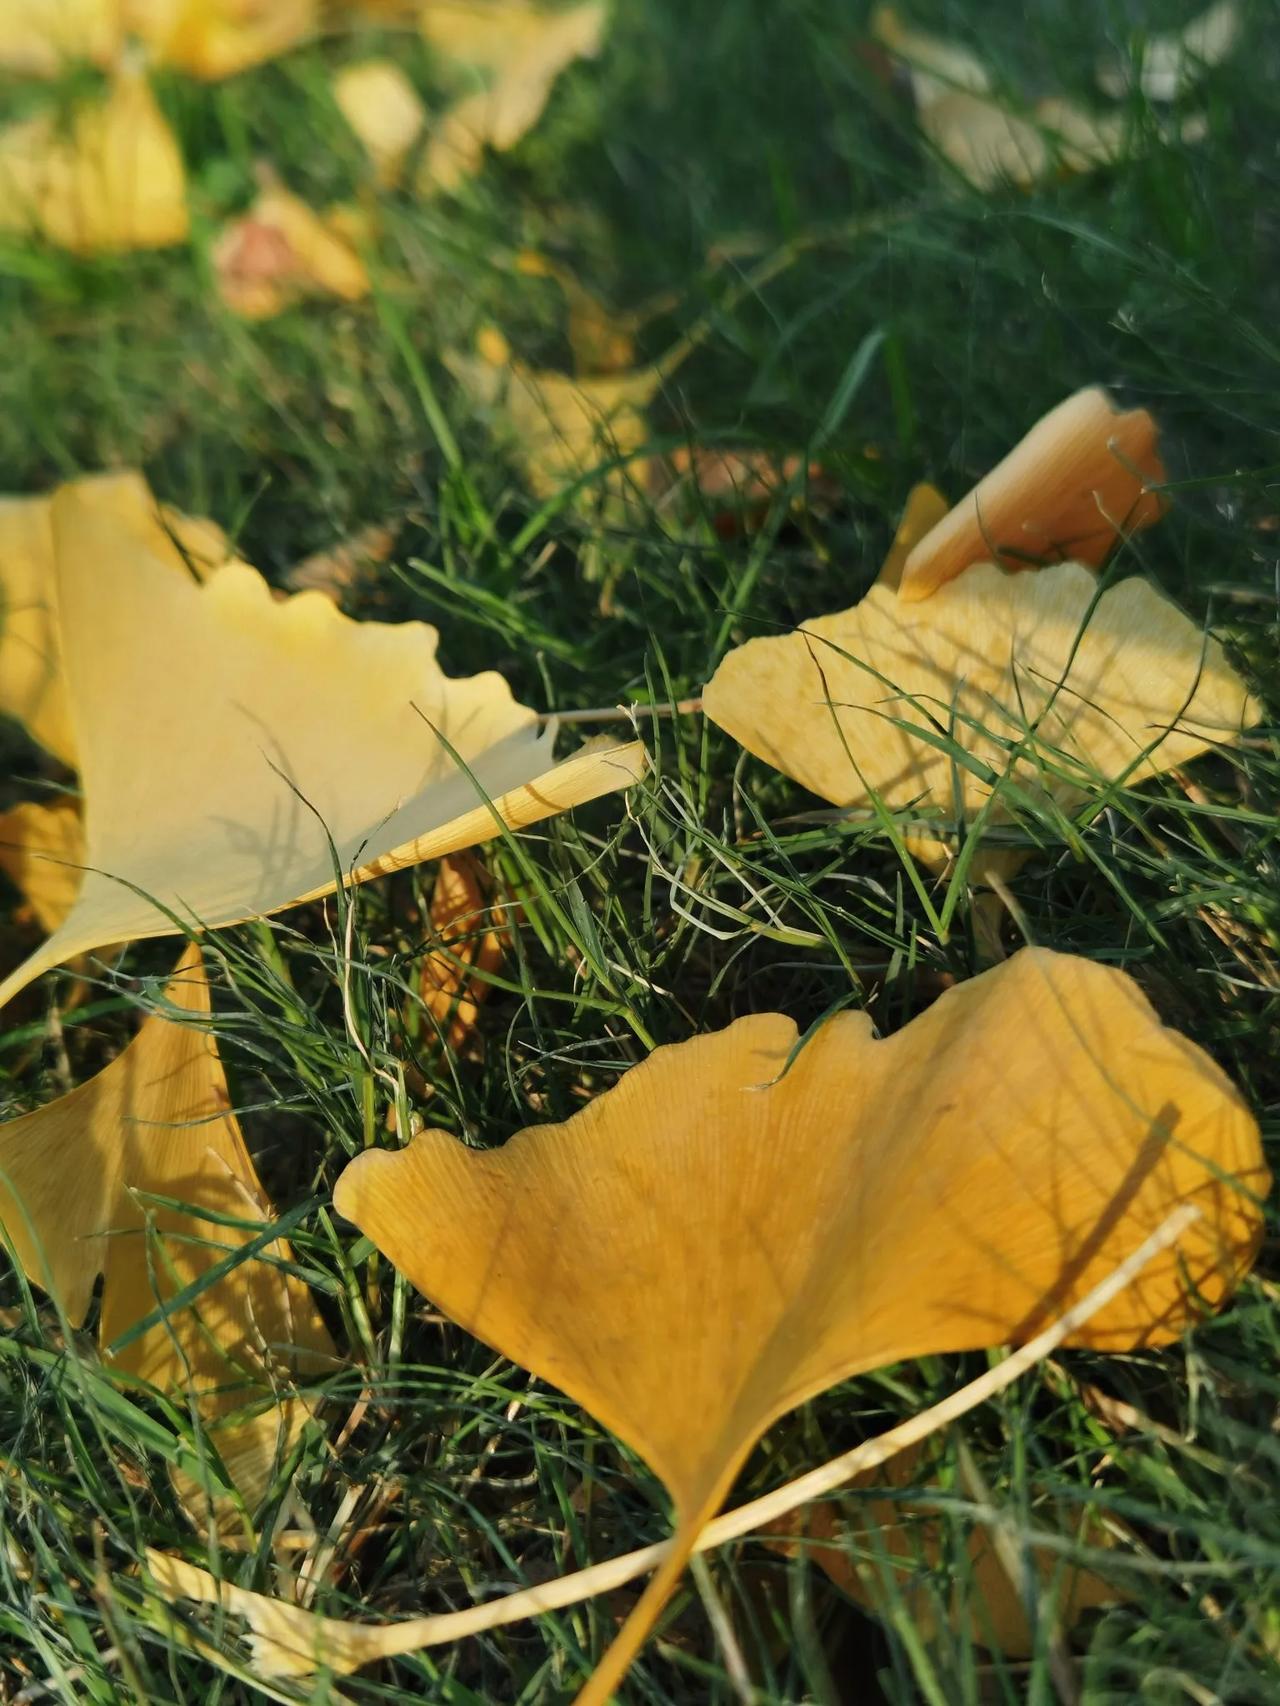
[1, 0, 1279, 1700]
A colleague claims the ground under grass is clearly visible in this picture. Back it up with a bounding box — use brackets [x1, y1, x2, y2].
[0, 1, 1278, 1701]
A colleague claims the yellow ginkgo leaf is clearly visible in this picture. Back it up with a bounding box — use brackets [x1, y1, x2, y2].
[417, 0, 607, 193]
[0, 798, 84, 935]
[125, 0, 317, 79]
[0, 943, 334, 1538]
[874, 481, 951, 591]
[0, 470, 242, 767]
[703, 562, 1255, 872]
[211, 178, 371, 319]
[0, 0, 121, 75]
[446, 339, 659, 498]
[0, 483, 645, 1010]
[1097, 0, 1240, 102]
[900, 388, 1166, 600]
[770, 1440, 1129, 1655]
[334, 948, 1266, 1702]
[0, 68, 188, 256]
[333, 59, 427, 188]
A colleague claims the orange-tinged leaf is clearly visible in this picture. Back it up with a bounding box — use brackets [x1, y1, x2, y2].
[0, 68, 188, 255]
[417, 0, 607, 193]
[0, 798, 84, 935]
[419, 852, 508, 1053]
[334, 949, 1266, 1699]
[334, 59, 426, 188]
[0, 943, 334, 1538]
[212, 179, 370, 319]
[900, 389, 1166, 598]
[0, 483, 646, 1010]
[703, 563, 1254, 871]
[125, 0, 317, 79]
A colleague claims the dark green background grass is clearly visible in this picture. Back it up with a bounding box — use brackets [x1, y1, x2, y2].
[1, 1, 1277, 1700]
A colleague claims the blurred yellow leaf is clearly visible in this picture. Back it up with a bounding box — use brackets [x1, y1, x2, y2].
[0, 480, 645, 1010]
[0, 798, 83, 935]
[703, 562, 1255, 874]
[333, 59, 427, 188]
[0, 0, 121, 75]
[1097, 1, 1240, 102]
[334, 948, 1266, 1700]
[417, 0, 607, 192]
[126, 0, 317, 79]
[0, 67, 188, 254]
[0, 942, 334, 1539]
[212, 178, 371, 319]
[899, 387, 1166, 600]
[446, 336, 659, 499]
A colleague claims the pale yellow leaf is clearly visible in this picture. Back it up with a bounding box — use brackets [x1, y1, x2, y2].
[703, 563, 1256, 870]
[333, 60, 426, 188]
[0, 68, 188, 255]
[125, 0, 317, 79]
[0, 481, 645, 1009]
[1098, 1, 1240, 101]
[0, 0, 121, 75]
[212, 180, 370, 319]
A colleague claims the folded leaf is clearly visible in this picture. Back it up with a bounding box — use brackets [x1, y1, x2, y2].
[0, 483, 645, 1009]
[334, 59, 427, 188]
[0, 68, 188, 255]
[900, 388, 1165, 599]
[0, 943, 334, 1538]
[704, 562, 1254, 871]
[875, 482, 951, 591]
[334, 948, 1266, 1700]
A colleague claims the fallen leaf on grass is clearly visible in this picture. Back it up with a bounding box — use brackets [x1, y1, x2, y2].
[283, 521, 397, 599]
[0, 67, 188, 255]
[446, 334, 660, 500]
[0, 0, 121, 75]
[333, 949, 1266, 1700]
[899, 388, 1165, 600]
[514, 248, 638, 374]
[1097, 1, 1240, 102]
[0, 481, 646, 1010]
[333, 59, 426, 188]
[0, 470, 242, 767]
[770, 1440, 1127, 1654]
[212, 176, 371, 319]
[874, 481, 951, 591]
[703, 561, 1255, 875]
[417, 0, 607, 193]
[0, 798, 84, 935]
[127, 0, 318, 79]
[0, 942, 334, 1538]
[417, 851, 508, 1053]
[655, 448, 838, 539]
